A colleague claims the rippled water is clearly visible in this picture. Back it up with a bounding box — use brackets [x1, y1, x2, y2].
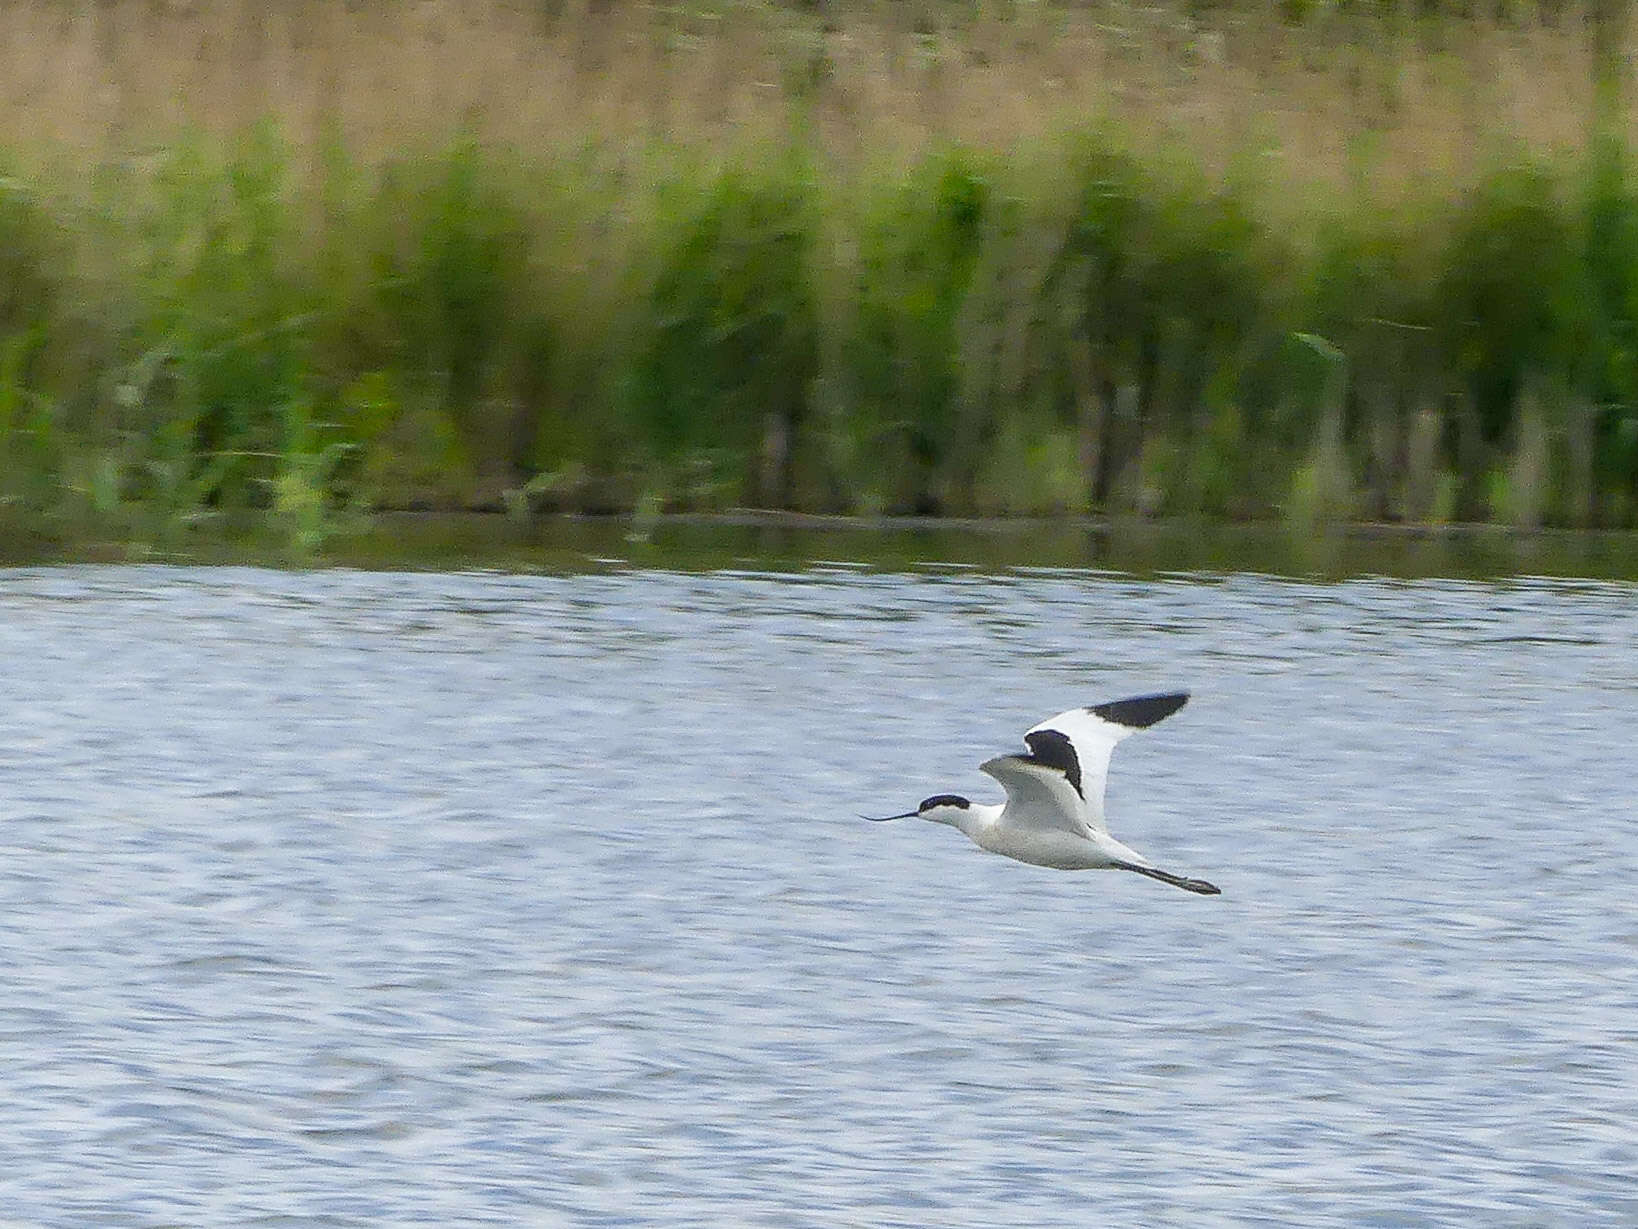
[3, 563, 1635, 1226]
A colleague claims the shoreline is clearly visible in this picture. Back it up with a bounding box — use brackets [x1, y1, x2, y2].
[8, 508, 1636, 580]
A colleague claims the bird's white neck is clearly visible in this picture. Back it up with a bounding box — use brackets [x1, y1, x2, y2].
[928, 802, 1003, 841]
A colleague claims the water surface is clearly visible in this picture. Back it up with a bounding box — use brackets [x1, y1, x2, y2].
[2, 563, 1635, 1225]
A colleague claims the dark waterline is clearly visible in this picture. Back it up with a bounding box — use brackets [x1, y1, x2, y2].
[9, 511, 1638, 579]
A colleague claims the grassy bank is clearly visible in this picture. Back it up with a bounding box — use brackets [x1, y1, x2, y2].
[3, 0, 1638, 557]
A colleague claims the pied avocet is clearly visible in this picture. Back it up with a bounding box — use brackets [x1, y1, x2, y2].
[865, 691, 1220, 895]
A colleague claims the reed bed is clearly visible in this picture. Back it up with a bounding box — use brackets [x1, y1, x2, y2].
[2, 0, 1637, 552]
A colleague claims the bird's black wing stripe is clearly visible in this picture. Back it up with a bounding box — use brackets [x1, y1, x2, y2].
[1090, 691, 1188, 730]
[1021, 729, 1083, 799]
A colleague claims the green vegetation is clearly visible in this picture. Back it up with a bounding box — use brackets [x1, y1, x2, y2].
[4, 0, 1638, 558]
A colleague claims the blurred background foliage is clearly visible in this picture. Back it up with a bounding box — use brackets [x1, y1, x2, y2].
[3, 0, 1638, 552]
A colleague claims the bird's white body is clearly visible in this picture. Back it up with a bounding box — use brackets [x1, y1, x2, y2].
[945, 804, 1153, 871]
[867, 691, 1219, 895]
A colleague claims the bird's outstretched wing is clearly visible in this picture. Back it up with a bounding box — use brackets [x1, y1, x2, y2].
[1023, 692, 1188, 833]
[979, 755, 1091, 839]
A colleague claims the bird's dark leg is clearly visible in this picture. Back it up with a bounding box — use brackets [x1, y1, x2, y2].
[1111, 861, 1221, 896]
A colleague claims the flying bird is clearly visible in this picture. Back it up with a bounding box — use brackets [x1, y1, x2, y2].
[865, 691, 1220, 895]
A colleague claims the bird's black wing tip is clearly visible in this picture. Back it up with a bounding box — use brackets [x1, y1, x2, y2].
[1090, 691, 1189, 730]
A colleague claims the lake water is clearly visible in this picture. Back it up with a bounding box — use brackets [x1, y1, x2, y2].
[2, 559, 1635, 1225]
